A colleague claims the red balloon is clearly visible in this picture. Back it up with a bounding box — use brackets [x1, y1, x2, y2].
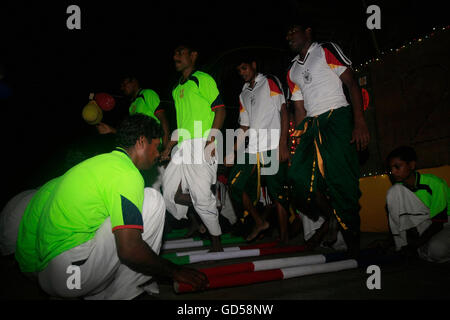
[95, 92, 115, 111]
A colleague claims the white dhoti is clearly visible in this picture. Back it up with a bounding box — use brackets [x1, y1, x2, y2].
[387, 183, 450, 263]
[38, 187, 166, 300]
[299, 213, 348, 251]
[162, 138, 221, 236]
[0, 189, 37, 256]
[216, 180, 237, 226]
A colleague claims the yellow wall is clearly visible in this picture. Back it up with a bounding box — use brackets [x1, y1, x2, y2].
[359, 165, 450, 232]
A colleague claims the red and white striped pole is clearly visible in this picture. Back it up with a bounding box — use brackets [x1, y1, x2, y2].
[174, 259, 357, 293]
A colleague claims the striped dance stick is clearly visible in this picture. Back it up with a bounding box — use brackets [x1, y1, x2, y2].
[173, 249, 398, 293]
[163, 233, 234, 244]
[162, 235, 245, 250]
[174, 259, 358, 293]
[199, 254, 328, 277]
[196, 248, 389, 277]
[166, 245, 306, 265]
[162, 241, 279, 259]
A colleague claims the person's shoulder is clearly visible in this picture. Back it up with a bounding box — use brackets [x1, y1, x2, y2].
[141, 88, 159, 97]
[420, 173, 448, 187]
[318, 41, 352, 65]
[193, 70, 214, 81]
[264, 73, 281, 84]
[318, 41, 340, 50]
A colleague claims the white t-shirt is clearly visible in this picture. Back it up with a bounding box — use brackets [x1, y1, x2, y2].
[238, 73, 285, 153]
[287, 42, 351, 117]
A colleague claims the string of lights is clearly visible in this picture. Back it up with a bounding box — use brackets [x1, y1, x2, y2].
[355, 25, 450, 73]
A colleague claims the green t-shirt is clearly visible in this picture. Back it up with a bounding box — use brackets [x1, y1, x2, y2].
[129, 89, 162, 124]
[15, 148, 145, 272]
[172, 71, 224, 143]
[412, 172, 449, 219]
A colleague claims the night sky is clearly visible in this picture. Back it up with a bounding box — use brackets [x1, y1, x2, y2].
[0, 0, 448, 204]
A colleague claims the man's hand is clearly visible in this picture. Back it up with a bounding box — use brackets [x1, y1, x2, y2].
[172, 267, 208, 291]
[204, 138, 216, 162]
[279, 143, 290, 163]
[161, 140, 177, 162]
[160, 147, 172, 162]
[96, 122, 116, 134]
[351, 118, 370, 151]
[224, 152, 234, 167]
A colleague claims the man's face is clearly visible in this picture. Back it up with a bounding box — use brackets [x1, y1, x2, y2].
[236, 62, 257, 83]
[388, 157, 415, 183]
[286, 25, 309, 53]
[137, 137, 161, 170]
[173, 46, 196, 72]
[120, 78, 138, 97]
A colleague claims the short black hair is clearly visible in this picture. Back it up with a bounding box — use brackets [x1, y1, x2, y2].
[116, 114, 162, 149]
[233, 53, 258, 68]
[386, 146, 417, 164]
[119, 73, 139, 84]
[176, 41, 200, 54]
[285, 15, 314, 31]
[285, 17, 315, 39]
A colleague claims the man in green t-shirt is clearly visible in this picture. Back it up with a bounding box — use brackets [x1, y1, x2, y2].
[375, 146, 450, 263]
[11, 114, 207, 299]
[97, 75, 170, 191]
[161, 43, 226, 252]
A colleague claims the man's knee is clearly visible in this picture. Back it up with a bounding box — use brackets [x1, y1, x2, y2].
[386, 184, 406, 204]
[425, 238, 450, 262]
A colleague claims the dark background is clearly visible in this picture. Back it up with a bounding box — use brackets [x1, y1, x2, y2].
[0, 0, 448, 207]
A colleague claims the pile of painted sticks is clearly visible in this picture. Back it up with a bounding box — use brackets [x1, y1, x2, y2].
[162, 241, 306, 265]
[162, 233, 246, 250]
[173, 249, 399, 293]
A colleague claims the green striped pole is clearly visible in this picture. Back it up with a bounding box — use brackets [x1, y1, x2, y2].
[161, 235, 245, 251]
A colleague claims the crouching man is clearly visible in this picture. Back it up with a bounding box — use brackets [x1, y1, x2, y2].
[383, 146, 450, 262]
[12, 114, 207, 299]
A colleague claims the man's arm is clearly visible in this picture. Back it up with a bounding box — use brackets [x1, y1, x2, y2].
[155, 111, 170, 149]
[205, 107, 226, 158]
[207, 107, 226, 142]
[96, 122, 117, 134]
[279, 103, 289, 162]
[292, 100, 306, 128]
[224, 125, 249, 167]
[340, 69, 370, 151]
[114, 228, 208, 290]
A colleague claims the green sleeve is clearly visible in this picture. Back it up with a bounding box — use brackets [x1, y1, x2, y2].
[198, 73, 223, 109]
[429, 176, 449, 218]
[143, 89, 161, 111]
[106, 172, 145, 232]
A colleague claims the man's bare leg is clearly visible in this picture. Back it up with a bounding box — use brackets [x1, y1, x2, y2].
[275, 202, 289, 245]
[243, 191, 269, 241]
[174, 182, 206, 238]
[314, 191, 339, 246]
[210, 235, 224, 252]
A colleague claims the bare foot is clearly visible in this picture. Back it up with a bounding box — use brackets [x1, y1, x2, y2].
[209, 235, 224, 252]
[322, 217, 339, 247]
[246, 221, 270, 242]
[305, 220, 329, 250]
